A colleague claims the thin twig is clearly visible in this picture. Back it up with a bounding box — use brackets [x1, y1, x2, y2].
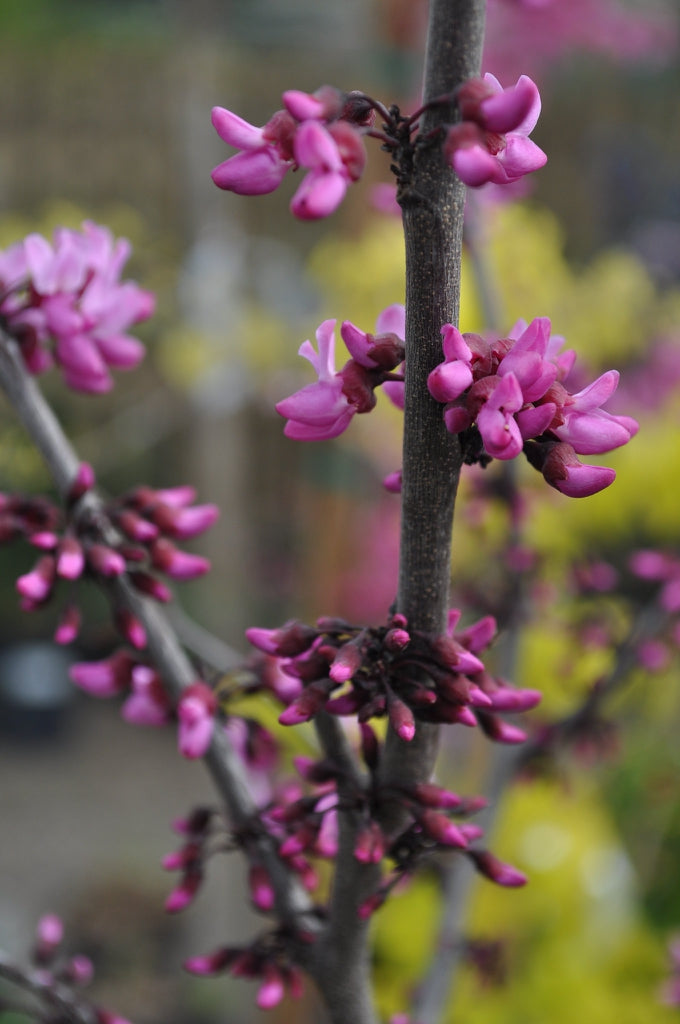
[0, 331, 316, 934]
[0, 952, 97, 1024]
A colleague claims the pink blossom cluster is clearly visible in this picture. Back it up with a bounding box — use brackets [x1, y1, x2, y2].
[0, 221, 154, 392]
[427, 317, 638, 497]
[69, 651, 218, 758]
[246, 609, 541, 743]
[444, 73, 547, 187]
[211, 86, 371, 220]
[265, 742, 515, 922]
[5, 479, 217, 647]
[4, 914, 133, 1024]
[275, 305, 405, 440]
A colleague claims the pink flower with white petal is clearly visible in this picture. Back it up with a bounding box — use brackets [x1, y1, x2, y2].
[276, 320, 355, 440]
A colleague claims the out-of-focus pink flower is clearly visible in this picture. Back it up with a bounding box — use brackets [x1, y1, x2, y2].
[54, 603, 81, 645]
[150, 538, 211, 579]
[485, 0, 678, 83]
[34, 914, 64, 962]
[445, 74, 546, 188]
[0, 222, 153, 392]
[69, 650, 136, 698]
[121, 665, 171, 726]
[16, 555, 56, 605]
[467, 849, 527, 887]
[177, 682, 217, 759]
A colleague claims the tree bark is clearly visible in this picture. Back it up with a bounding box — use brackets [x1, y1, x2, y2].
[379, 0, 487, 827]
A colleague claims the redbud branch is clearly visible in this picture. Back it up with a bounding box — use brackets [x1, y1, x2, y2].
[0, 951, 96, 1024]
[0, 331, 316, 935]
[378, 0, 487, 833]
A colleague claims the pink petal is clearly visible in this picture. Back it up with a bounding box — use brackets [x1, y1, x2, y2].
[211, 149, 289, 195]
[453, 145, 499, 187]
[290, 169, 347, 220]
[375, 303, 405, 338]
[554, 463, 616, 498]
[428, 360, 473, 403]
[516, 401, 556, 439]
[481, 74, 541, 135]
[498, 134, 547, 180]
[211, 106, 264, 148]
[283, 90, 326, 120]
[293, 120, 343, 171]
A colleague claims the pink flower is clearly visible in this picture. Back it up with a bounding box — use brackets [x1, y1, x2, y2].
[121, 665, 171, 726]
[291, 121, 365, 220]
[467, 849, 527, 887]
[211, 88, 368, 219]
[276, 320, 356, 440]
[428, 316, 637, 496]
[476, 373, 524, 459]
[537, 441, 616, 498]
[444, 74, 546, 187]
[177, 682, 217, 759]
[69, 650, 136, 698]
[276, 308, 405, 441]
[552, 370, 639, 454]
[211, 107, 293, 196]
[16, 555, 56, 605]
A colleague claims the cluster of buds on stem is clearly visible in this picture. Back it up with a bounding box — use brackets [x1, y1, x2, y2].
[4, 473, 218, 648]
[184, 929, 306, 1010]
[246, 609, 541, 743]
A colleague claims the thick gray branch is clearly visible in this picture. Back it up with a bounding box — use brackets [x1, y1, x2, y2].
[380, 0, 487, 832]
